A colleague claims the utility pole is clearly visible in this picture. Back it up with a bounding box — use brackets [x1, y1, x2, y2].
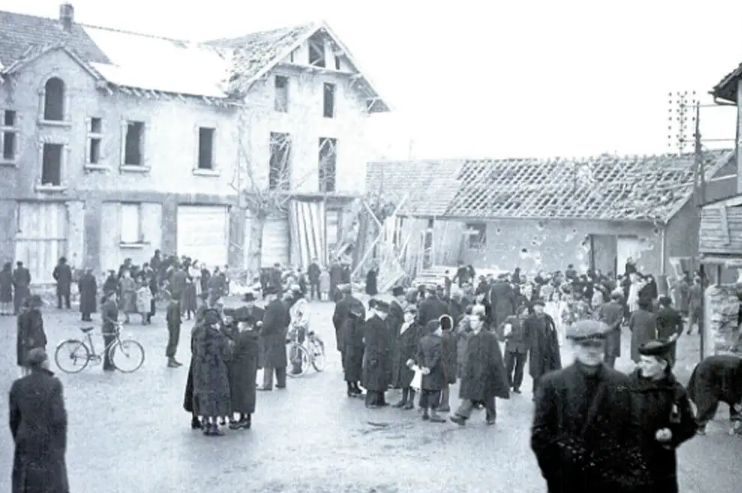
[693, 100, 706, 362]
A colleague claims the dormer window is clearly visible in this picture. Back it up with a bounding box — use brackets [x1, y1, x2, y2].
[43, 77, 65, 121]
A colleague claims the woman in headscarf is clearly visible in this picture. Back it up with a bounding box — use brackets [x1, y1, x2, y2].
[629, 340, 697, 492]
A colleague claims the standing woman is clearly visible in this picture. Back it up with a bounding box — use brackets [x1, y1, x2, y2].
[629, 340, 697, 492]
[16, 295, 46, 378]
[118, 269, 136, 324]
[0, 261, 13, 315]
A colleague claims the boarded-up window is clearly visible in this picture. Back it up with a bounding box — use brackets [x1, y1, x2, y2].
[121, 203, 141, 244]
[269, 132, 291, 191]
[41, 143, 63, 186]
[318, 137, 337, 192]
[323, 83, 335, 118]
[466, 223, 487, 249]
[274, 76, 289, 113]
[198, 127, 215, 169]
[43, 77, 65, 121]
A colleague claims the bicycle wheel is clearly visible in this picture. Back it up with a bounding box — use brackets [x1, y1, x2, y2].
[110, 339, 145, 373]
[55, 340, 91, 374]
[310, 340, 326, 372]
[287, 343, 310, 377]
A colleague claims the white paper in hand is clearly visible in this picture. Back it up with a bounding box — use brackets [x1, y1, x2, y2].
[410, 365, 423, 391]
[503, 323, 513, 337]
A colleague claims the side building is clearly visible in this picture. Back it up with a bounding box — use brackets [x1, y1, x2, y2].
[0, 4, 388, 284]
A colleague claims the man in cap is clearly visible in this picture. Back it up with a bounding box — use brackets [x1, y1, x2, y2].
[418, 284, 449, 327]
[363, 300, 392, 408]
[10, 348, 69, 493]
[686, 354, 742, 436]
[258, 286, 289, 391]
[531, 320, 635, 492]
[524, 299, 561, 396]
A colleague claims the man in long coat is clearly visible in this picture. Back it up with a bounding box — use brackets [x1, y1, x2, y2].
[451, 310, 509, 425]
[363, 300, 392, 408]
[417, 285, 449, 326]
[192, 310, 232, 436]
[329, 260, 343, 302]
[524, 300, 561, 395]
[332, 285, 356, 359]
[9, 348, 69, 493]
[340, 288, 366, 396]
[596, 292, 624, 368]
[531, 320, 638, 493]
[655, 296, 683, 365]
[52, 257, 72, 310]
[387, 287, 406, 385]
[686, 354, 742, 435]
[16, 295, 46, 377]
[78, 268, 97, 322]
[241, 292, 265, 367]
[258, 286, 289, 391]
[489, 275, 515, 328]
[12, 261, 31, 315]
[227, 309, 260, 430]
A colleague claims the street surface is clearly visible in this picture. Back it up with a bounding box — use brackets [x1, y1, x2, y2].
[0, 300, 740, 492]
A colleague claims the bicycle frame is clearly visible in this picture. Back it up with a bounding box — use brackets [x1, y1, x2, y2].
[82, 328, 122, 358]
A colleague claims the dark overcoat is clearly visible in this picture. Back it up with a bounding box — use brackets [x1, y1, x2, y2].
[365, 268, 378, 296]
[387, 301, 404, 381]
[501, 315, 528, 354]
[16, 309, 46, 367]
[78, 273, 97, 315]
[686, 355, 742, 412]
[191, 325, 232, 417]
[489, 281, 515, 327]
[596, 301, 623, 358]
[417, 296, 449, 327]
[531, 364, 645, 493]
[0, 267, 13, 303]
[10, 369, 69, 493]
[655, 307, 683, 341]
[259, 299, 289, 369]
[524, 313, 561, 379]
[52, 264, 72, 297]
[362, 315, 390, 392]
[391, 322, 420, 388]
[12, 267, 31, 306]
[228, 330, 260, 414]
[628, 370, 697, 493]
[341, 300, 366, 382]
[459, 330, 510, 401]
[243, 305, 265, 367]
[332, 296, 351, 352]
[441, 330, 458, 383]
[630, 309, 657, 363]
[183, 326, 200, 414]
[415, 332, 445, 391]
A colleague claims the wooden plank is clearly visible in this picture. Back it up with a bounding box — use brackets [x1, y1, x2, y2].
[719, 206, 732, 245]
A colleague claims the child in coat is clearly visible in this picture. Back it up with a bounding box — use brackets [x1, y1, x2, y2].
[409, 320, 446, 423]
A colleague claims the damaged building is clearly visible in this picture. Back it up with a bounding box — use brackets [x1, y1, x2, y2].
[366, 150, 737, 280]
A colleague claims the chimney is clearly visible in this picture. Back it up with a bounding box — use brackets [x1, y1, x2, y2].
[59, 3, 74, 32]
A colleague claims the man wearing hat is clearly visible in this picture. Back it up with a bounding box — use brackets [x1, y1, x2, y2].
[333, 284, 366, 396]
[241, 292, 264, 331]
[16, 294, 46, 377]
[10, 348, 69, 493]
[628, 340, 697, 491]
[418, 284, 449, 327]
[363, 300, 392, 408]
[258, 286, 289, 391]
[12, 260, 31, 315]
[524, 300, 561, 395]
[332, 284, 355, 356]
[531, 320, 636, 492]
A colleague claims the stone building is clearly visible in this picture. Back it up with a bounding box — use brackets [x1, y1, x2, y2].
[367, 150, 737, 279]
[0, 3, 387, 284]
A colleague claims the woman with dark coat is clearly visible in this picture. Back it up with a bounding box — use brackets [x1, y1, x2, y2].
[629, 340, 697, 493]
[227, 309, 260, 430]
[365, 266, 378, 296]
[0, 261, 13, 315]
[16, 295, 46, 377]
[78, 268, 97, 322]
[183, 305, 211, 429]
[391, 305, 421, 410]
[9, 348, 68, 493]
[362, 300, 392, 408]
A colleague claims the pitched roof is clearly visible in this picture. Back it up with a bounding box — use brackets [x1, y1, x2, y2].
[368, 150, 734, 223]
[366, 161, 462, 216]
[0, 9, 388, 109]
[711, 61, 742, 103]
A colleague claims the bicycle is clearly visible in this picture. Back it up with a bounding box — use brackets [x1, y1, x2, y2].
[287, 329, 326, 377]
[54, 323, 146, 374]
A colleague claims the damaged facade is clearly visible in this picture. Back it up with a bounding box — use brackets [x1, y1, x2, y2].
[366, 150, 737, 279]
[0, 3, 387, 284]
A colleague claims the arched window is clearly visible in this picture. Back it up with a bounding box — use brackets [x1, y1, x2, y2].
[43, 77, 65, 121]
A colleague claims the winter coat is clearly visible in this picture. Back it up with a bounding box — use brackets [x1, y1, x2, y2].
[459, 329, 509, 402]
[183, 326, 199, 414]
[655, 307, 683, 341]
[531, 363, 643, 493]
[415, 332, 446, 391]
[417, 296, 449, 327]
[119, 277, 137, 314]
[10, 369, 69, 493]
[12, 267, 31, 300]
[240, 305, 265, 367]
[630, 309, 657, 363]
[340, 299, 366, 382]
[16, 309, 46, 367]
[228, 330, 260, 414]
[135, 286, 152, 314]
[597, 301, 623, 358]
[191, 324, 232, 417]
[441, 330, 458, 383]
[489, 281, 516, 327]
[259, 299, 289, 369]
[332, 295, 362, 351]
[456, 318, 474, 375]
[0, 267, 12, 303]
[628, 370, 697, 493]
[386, 301, 404, 382]
[365, 268, 378, 296]
[391, 321, 421, 388]
[524, 313, 562, 379]
[78, 273, 97, 314]
[52, 263, 72, 297]
[501, 315, 528, 354]
[362, 315, 390, 391]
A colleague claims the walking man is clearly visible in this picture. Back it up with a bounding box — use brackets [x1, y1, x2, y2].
[52, 257, 73, 309]
[166, 295, 183, 368]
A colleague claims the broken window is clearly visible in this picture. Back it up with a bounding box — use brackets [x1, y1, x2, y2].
[318, 137, 337, 193]
[43, 77, 65, 121]
[197, 127, 215, 170]
[465, 223, 487, 249]
[274, 76, 289, 113]
[87, 117, 102, 165]
[120, 203, 142, 244]
[269, 132, 291, 191]
[323, 83, 335, 118]
[309, 39, 325, 67]
[41, 143, 63, 186]
[124, 121, 145, 166]
[334, 56, 341, 70]
[2, 110, 17, 162]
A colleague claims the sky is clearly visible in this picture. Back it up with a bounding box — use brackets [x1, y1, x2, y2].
[5, 0, 742, 160]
